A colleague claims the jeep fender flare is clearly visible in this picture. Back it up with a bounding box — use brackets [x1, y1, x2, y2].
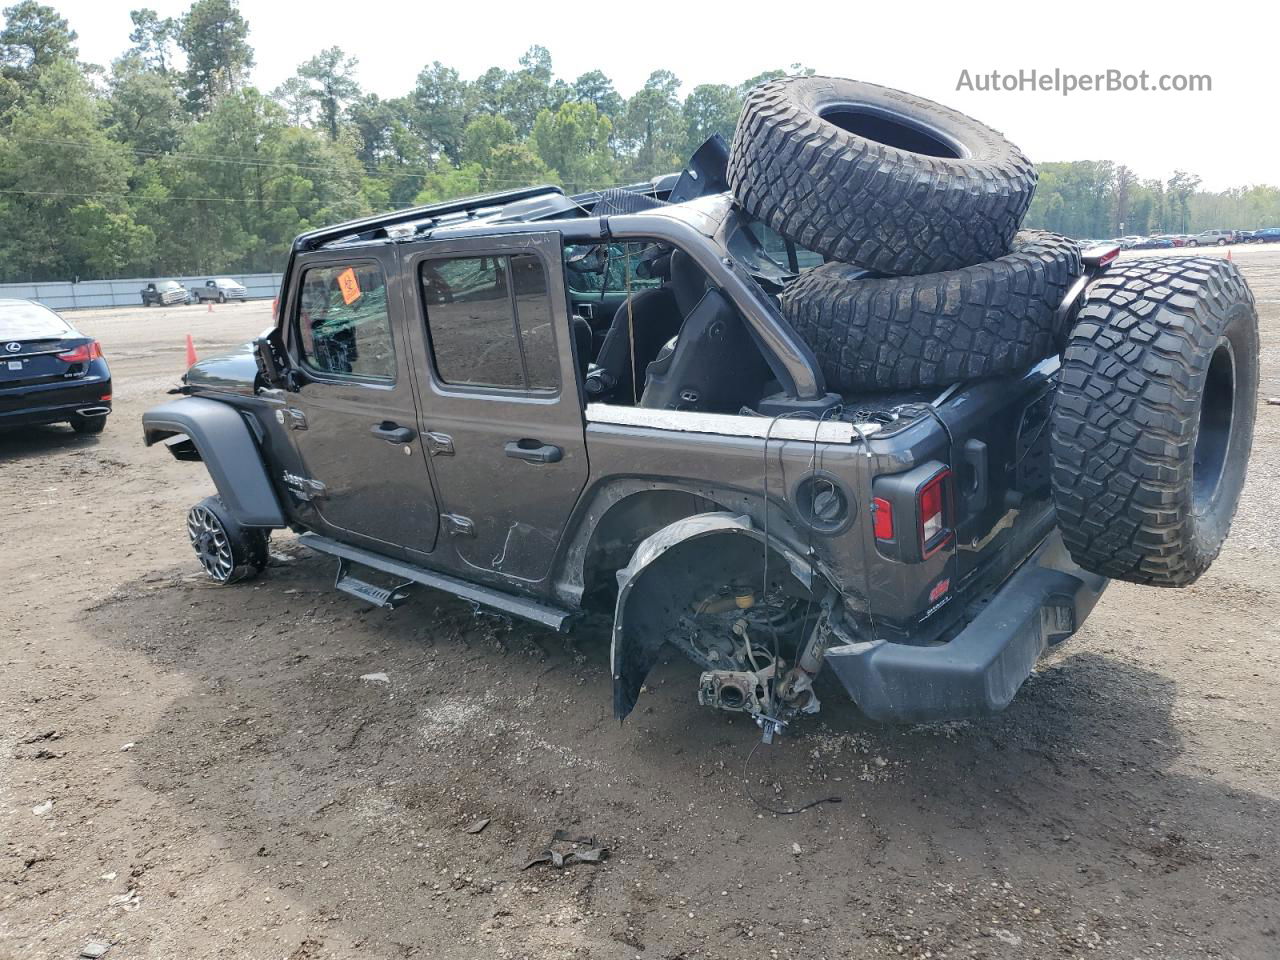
[142, 397, 285, 528]
[610, 511, 815, 719]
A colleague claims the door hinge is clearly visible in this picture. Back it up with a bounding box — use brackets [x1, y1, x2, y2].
[424, 431, 454, 456]
[283, 471, 327, 501]
[442, 513, 475, 537]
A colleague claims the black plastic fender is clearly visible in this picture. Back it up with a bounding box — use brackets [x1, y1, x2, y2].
[142, 397, 285, 528]
[610, 512, 815, 719]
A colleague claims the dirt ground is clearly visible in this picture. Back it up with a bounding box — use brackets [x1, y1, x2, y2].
[2, 247, 1278, 960]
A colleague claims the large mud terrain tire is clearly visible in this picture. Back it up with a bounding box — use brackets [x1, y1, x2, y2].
[728, 76, 1037, 276]
[1050, 257, 1258, 586]
[779, 231, 1081, 390]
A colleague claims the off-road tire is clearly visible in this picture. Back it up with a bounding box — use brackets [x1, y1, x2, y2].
[1050, 257, 1258, 586]
[728, 76, 1037, 276]
[187, 495, 269, 584]
[780, 231, 1082, 391]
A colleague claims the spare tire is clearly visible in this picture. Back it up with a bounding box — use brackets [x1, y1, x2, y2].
[728, 76, 1037, 276]
[779, 231, 1081, 391]
[1051, 257, 1258, 586]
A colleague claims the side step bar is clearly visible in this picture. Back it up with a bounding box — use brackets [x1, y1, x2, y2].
[298, 533, 574, 632]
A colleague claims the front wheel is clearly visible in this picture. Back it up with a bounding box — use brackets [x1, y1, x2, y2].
[1187, 239, 1199, 246]
[1217, 238, 1228, 246]
[186, 495, 268, 584]
[218, 293, 226, 303]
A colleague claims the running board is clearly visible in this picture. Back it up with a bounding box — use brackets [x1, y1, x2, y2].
[298, 533, 574, 632]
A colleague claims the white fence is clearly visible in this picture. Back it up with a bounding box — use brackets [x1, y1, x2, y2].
[0, 272, 283, 311]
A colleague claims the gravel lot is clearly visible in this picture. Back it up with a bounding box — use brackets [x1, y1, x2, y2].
[2, 246, 1278, 960]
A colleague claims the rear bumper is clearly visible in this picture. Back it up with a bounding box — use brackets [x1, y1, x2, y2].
[0, 371, 112, 427]
[825, 530, 1107, 723]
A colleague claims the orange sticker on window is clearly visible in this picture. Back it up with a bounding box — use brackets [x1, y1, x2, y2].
[336, 266, 362, 305]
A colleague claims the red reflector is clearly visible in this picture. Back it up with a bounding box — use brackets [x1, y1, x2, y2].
[99, 394, 112, 402]
[56, 340, 103, 363]
[872, 496, 894, 540]
[929, 577, 951, 603]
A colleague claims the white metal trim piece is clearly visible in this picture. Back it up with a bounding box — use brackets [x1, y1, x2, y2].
[585, 403, 879, 443]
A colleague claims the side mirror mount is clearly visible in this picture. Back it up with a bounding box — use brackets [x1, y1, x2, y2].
[253, 333, 286, 390]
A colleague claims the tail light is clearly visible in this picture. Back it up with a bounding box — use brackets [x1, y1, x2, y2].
[918, 468, 953, 557]
[57, 341, 104, 363]
[871, 461, 954, 563]
[871, 497, 894, 541]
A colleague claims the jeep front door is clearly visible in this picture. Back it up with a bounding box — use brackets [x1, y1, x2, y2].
[281, 251, 440, 560]
[401, 232, 587, 586]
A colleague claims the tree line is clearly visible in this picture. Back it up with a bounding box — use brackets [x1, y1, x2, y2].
[1, 0, 1276, 284]
[1023, 162, 1280, 239]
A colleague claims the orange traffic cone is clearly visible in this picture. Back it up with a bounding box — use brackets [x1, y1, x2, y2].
[185, 333, 199, 367]
[1228, 248, 1232, 261]
[207, 300, 213, 312]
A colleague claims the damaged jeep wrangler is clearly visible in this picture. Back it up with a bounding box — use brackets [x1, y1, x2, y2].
[143, 80, 1258, 729]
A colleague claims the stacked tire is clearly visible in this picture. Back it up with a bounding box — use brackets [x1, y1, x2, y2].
[728, 76, 1258, 586]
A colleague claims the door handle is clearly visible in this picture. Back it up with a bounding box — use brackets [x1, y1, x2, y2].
[371, 421, 415, 444]
[504, 439, 562, 464]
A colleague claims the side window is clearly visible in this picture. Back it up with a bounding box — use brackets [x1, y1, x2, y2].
[296, 262, 396, 380]
[752, 221, 824, 271]
[563, 242, 663, 299]
[421, 253, 559, 392]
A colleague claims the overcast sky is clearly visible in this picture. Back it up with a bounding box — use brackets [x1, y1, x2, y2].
[50, 0, 1279, 191]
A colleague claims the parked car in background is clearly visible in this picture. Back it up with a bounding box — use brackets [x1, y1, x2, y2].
[1188, 229, 1235, 246]
[1133, 236, 1174, 249]
[0, 299, 111, 434]
[1251, 227, 1280, 244]
[1235, 230, 1254, 243]
[141, 280, 190, 306]
[193, 278, 249, 303]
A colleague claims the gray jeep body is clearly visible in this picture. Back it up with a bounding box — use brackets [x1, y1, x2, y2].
[142, 170, 1109, 726]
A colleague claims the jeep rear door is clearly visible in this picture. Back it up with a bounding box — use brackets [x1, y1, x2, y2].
[399, 231, 588, 586]
[279, 246, 440, 560]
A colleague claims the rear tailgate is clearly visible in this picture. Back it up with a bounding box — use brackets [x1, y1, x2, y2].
[936, 357, 1058, 596]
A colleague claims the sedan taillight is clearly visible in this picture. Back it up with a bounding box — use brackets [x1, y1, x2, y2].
[57, 341, 103, 363]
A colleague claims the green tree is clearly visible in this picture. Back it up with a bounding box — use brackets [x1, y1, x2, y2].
[0, 1, 77, 76]
[619, 70, 685, 179]
[682, 83, 741, 155]
[412, 162, 484, 205]
[531, 100, 615, 190]
[297, 46, 359, 141]
[178, 0, 253, 113]
[498, 45, 566, 137]
[0, 59, 151, 281]
[106, 52, 184, 154]
[409, 61, 468, 162]
[127, 7, 177, 73]
[460, 113, 517, 168]
[571, 69, 622, 120]
[270, 75, 311, 126]
[1166, 170, 1202, 233]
